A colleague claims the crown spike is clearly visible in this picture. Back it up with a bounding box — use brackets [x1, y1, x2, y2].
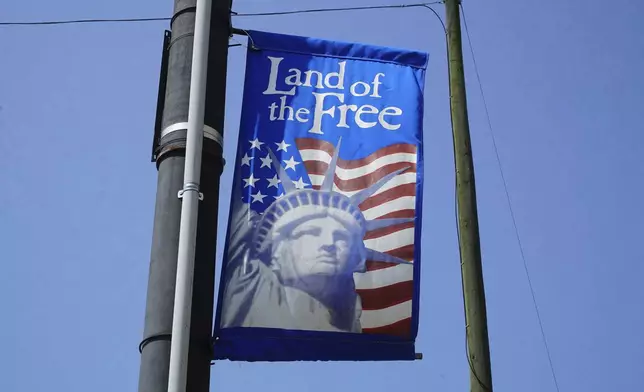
[366, 249, 413, 265]
[365, 217, 415, 232]
[350, 166, 411, 205]
[267, 147, 295, 194]
[321, 137, 342, 192]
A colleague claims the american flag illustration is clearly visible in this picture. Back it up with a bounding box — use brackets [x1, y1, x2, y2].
[238, 135, 418, 337]
[297, 137, 417, 336]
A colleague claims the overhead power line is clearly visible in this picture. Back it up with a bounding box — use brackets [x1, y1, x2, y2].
[0, 17, 170, 26]
[0, 2, 443, 27]
[234, 2, 443, 17]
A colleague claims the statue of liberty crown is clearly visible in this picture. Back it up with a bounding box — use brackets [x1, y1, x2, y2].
[251, 138, 414, 267]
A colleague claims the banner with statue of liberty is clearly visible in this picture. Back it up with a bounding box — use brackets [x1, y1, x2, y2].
[213, 30, 428, 362]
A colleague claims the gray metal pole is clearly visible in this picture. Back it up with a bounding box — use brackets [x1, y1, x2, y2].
[138, 0, 230, 391]
[444, 1, 493, 391]
[168, 0, 212, 390]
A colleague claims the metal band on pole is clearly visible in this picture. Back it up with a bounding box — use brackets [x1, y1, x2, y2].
[161, 122, 223, 147]
[166, 0, 212, 391]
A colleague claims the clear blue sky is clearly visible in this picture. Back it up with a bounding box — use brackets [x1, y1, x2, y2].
[2, 0, 643, 391]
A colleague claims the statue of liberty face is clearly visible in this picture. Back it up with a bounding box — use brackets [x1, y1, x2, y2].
[287, 216, 354, 277]
[269, 211, 364, 297]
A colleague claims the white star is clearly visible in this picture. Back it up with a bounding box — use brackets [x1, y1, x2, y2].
[251, 190, 267, 204]
[267, 174, 281, 188]
[249, 138, 264, 150]
[292, 177, 309, 189]
[275, 140, 291, 152]
[274, 192, 284, 200]
[283, 156, 300, 171]
[241, 153, 252, 166]
[243, 173, 259, 188]
[259, 154, 273, 169]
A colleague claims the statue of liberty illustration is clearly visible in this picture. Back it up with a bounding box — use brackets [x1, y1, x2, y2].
[219, 138, 413, 333]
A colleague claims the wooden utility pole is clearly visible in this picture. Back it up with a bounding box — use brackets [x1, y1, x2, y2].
[444, 1, 493, 391]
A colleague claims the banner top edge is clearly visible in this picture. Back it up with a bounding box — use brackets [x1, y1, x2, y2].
[245, 30, 429, 70]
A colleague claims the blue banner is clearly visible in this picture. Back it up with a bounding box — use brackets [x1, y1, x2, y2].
[213, 30, 428, 362]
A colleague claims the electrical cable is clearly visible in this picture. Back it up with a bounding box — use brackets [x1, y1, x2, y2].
[233, 2, 444, 17]
[0, 3, 444, 26]
[0, 17, 171, 26]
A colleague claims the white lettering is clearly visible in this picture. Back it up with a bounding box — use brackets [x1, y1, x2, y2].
[264, 63, 402, 132]
[295, 108, 310, 123]
[371, 73, 385, 98]
[263, 57, 296, 96]
[268, 102, 279, 121]
[277, 96, 294, 121]
[285, 68, 303, 87]
[355, 105, 379, 128]
[337, 104, 358, 128]
[324, 61, 346, 89]
[303, 70, 325, 88]
[378, 106, 403, 130]
[350, 81, 371, 97]
[308, 92, 344, 134]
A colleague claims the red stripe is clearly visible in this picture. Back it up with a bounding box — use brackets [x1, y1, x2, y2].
[364, 221, 415, 240]
[365, 260, 400, 271]
[365, 246, 414, 270]
[296, 138, 417, 169]
[362, 318, 411, 337]
[363, 245, 415, 272]
[295, 138, 335, 156]
[302, 160, 330, 175]
[376, 209, 416, 219]
[357, 280, 413, 311]
[304, 162, 416, 192]
[358, 183, 416, 211]
[385, 244, 415, 261]
[304, 160, 416, 177]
